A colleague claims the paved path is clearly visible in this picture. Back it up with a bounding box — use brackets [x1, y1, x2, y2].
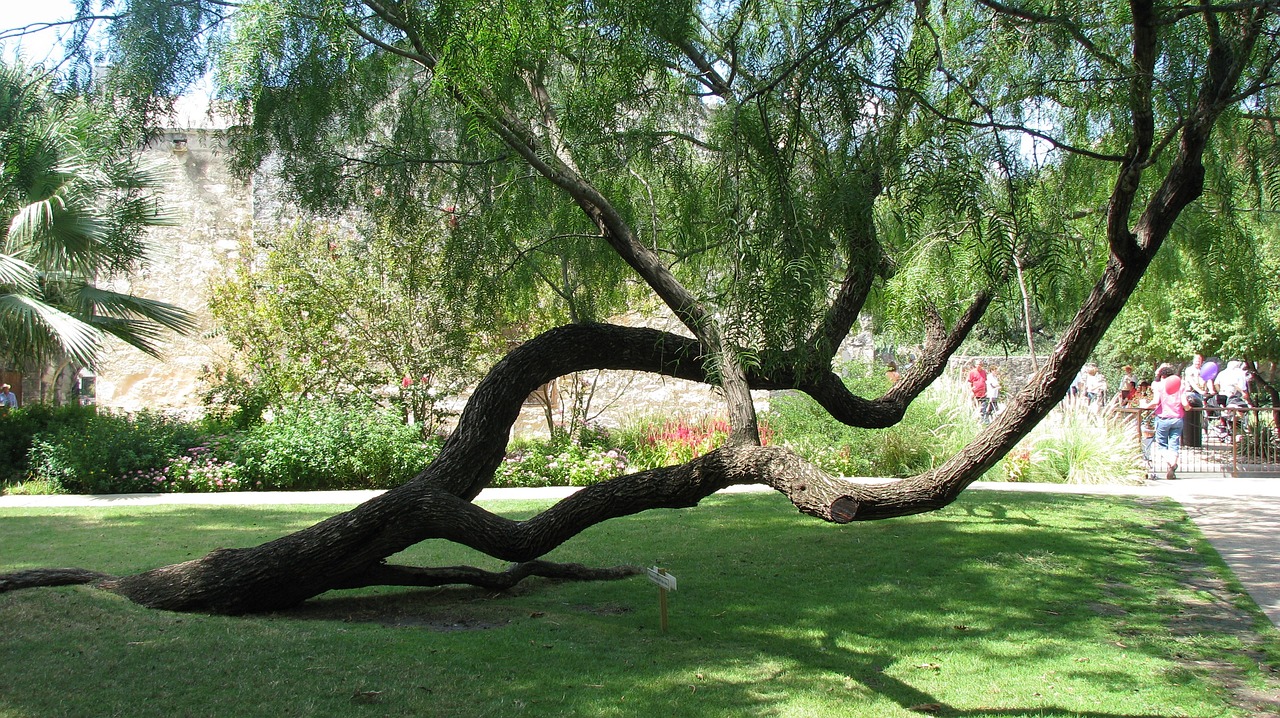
[3, 478, 1278, 625]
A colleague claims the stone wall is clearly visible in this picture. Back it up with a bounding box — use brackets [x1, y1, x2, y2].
[79, 126, 897, 428]
[92, 129, 246, 415]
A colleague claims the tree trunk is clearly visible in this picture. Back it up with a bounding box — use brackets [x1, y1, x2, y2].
[1, 7, 1253, 612]
[0, 246, 1166, 615]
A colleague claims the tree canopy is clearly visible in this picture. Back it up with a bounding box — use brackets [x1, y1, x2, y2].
[0, 0, 1277, 613]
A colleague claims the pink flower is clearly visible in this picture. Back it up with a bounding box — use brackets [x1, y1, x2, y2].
[401, 376, 414, 388]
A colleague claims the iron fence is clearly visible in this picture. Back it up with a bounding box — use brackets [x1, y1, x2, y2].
[1116, 406, 1280, 477]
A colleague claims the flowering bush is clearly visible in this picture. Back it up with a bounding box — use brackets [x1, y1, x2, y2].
[619, 415, 774, 470]
[494, 438, 628, 487]
[1002, 447, 1034, 482]
[123, 442, 247, 493]
[28, 409, 206, 493]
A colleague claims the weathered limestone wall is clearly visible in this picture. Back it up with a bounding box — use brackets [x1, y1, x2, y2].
[85, 126, 882, 426]
[92, 129, 246, 415]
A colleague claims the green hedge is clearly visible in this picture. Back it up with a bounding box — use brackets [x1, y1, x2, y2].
[228, 399, 439, 491]
[13, 399, 440, 494]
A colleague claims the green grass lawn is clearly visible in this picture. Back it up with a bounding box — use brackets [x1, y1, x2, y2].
[0, 491, 1276, 717]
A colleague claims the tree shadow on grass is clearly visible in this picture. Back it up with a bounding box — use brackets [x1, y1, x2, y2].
[1, 491, 1276, 717]
[260, 491, 1277, 716]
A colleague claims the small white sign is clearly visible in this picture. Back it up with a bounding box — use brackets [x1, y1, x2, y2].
[647, 567, 677, 591]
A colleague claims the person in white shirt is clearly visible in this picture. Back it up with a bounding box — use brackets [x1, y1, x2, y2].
[1183, 354, 1206, 396]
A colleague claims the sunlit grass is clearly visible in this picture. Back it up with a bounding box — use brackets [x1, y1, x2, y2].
[0, 492, 1276, 717]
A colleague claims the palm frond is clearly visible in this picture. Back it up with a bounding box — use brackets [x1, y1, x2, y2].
[82, 315, 169, 358]
[6, 195, 62, 247]
[0, 292, 102, 366]
[73, 283, 199, 335]
[0, 252, 39, 293]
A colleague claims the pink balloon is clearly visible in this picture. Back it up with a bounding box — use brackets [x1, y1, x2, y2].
[1164, 375, 1182, 394]
[1200, 362, 1218, 381]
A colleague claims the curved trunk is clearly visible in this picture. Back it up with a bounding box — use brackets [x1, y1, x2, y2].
[24, 249, 1147, 614]
[2, 7, 1252, 613]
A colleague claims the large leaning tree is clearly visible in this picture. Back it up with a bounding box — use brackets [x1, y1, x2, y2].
[2, 0, 1277, 614]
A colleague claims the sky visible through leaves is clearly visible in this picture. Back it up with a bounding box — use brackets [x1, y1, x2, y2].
[0, 0, 76, 65]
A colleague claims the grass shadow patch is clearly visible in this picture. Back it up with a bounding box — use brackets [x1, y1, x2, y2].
[1, 491, 1279, 717]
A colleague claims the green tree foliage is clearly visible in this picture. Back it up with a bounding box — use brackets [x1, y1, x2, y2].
[208, 220, 500, 434]
[1100, 145, 1280, 370]
[0, 60, 195, 368]
[79, 0, 1280, 483]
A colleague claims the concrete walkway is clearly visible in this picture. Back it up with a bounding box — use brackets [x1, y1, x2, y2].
[3, 478, 1277, 626]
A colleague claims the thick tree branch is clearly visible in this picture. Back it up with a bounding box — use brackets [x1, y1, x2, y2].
[0, 568, 114, 592]
[1106, 0, 1158, 264]
[332, 560, 642, 590]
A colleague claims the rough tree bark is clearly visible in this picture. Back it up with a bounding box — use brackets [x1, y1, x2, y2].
[0, 236, 1194, 614]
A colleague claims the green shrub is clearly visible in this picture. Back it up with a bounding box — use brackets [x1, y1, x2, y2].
[0, 404, 100, 485]
[494, 435, 628, 487]
[227, 398, 440, 490]
[764, 367, 964, 478]
[28, 409, 206, 493]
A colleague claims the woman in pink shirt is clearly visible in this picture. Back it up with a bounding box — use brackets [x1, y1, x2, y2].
[1145, 369, 1189, 479]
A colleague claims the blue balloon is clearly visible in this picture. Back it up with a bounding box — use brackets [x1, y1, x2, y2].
[1200, 361, 1218, 381]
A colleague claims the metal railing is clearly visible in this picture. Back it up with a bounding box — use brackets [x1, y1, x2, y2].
[1116, 406, 1280, 477]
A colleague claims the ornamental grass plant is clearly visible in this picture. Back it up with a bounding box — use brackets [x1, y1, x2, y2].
[1008, 407, 1146, 484]
[764, 368, 969, 479]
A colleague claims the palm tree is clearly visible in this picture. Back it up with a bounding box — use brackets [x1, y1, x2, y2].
[0, 60, 195, 377]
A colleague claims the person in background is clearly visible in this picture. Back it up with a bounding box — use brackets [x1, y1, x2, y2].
[1118, 365, 1136, 405]
[967, 359, 993, 424]
[1181, 354, 1206, 448]
[1083, 364, 1108, 410]
[1215, 360, 1252, 440]
[1183, 354, 1206, 396]
[1133, 378, 1154, 406]
[1144, 371, 1189, 480]
[1216, 360, 1250, 403]
[0, 383, 16, 409]
[885, 362, 901, 385]
[1068, 366, 1086, 405]
[987, 367, 1002, 417]
[1134, 379, 1156, 463]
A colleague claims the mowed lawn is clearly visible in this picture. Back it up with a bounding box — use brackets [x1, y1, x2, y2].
[1, 491, 1277, 717]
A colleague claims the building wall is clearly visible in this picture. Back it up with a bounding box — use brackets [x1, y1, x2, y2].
[86, 129, 883, 429]
[92, 129, 246, 415]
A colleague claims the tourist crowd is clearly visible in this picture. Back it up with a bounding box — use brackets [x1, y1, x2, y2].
[963, 354, 1258, 480]
[1096, 354, 1255, 479]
